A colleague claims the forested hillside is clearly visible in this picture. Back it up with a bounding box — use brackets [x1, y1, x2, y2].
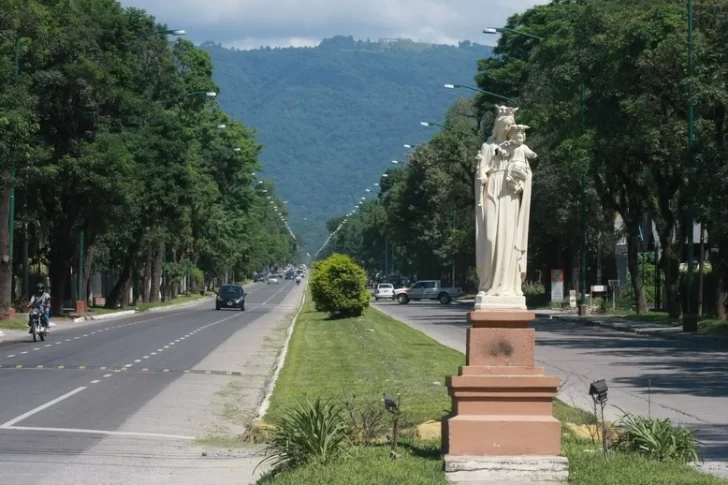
[202, 37, 492, 252]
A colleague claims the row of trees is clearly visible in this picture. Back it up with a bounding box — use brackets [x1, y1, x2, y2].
[0, 0, 297, 317]
[320, 0, 728, 320]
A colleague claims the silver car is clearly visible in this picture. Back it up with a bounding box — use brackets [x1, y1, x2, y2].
[267, 275, 279, 285]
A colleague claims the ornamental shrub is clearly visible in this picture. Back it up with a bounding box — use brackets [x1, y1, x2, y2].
[310, 253, 369, 318]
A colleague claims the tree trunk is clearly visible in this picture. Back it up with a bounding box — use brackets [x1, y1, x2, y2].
[170, 249, 178, 299]
[49, 252, 71, 318]
[150, 241, 163, 303]
[715, 236, 728, 320]
[0, 180, 12, 319]
[105, 254, 134, 309]
[659, 228, 682, 318]
[626, 220, 648, 313]
[142, 247, 152, 303]
[83, 243, 95, 306]
[570, 244, 579, 295]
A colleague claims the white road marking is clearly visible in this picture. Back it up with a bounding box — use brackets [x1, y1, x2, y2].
[0, 387, 86, 428]
[2, 426, 194, 440]
[65, 339, 71, 342]
[33, 348, 40, 351]
[90, 380, 100, 384]
[164, 346, 169, 349]
[157, 349, 163, 352]
[55, 342, 61, 345]
[143, 356, 149, 359]
[124, 364, 133, 368]
[7, 355, 15, 358]
[82, 334, 88, 337]
[45, 344, 51, 347]
[134, 359, 141, 363]
[151, 352, 157, 355]
[21, 352, 27, 355]
[103, 374, 112, 378]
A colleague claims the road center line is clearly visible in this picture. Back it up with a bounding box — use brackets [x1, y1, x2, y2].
[0, 387, 87, 428]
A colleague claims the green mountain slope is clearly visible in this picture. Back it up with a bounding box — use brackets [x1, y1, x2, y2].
[202, 36, 492, 254]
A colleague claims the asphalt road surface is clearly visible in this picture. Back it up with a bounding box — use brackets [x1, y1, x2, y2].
[0, 280, 302, 485]
[373, 299, 728, 479]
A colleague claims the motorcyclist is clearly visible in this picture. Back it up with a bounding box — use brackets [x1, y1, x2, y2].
[295, 274, 302, 285]
[28, 282, 51, 333]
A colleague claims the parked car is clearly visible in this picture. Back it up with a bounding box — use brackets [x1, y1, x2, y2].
[394, 280, 461, 305]
[373, 283, 395, 301]
[216, 284, 246, 311]
[267, 275, 279, 285]
[253, 273, 265, 282]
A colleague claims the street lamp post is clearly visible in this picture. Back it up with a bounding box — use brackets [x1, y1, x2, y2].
[420, 121, 478, 138]
[444, 83, 520, 107]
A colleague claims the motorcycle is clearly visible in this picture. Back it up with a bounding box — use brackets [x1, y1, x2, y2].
[295, 278, 301, 286]
[29, 307, 47, 342]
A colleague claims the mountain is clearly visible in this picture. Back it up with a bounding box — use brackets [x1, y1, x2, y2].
[201, 36, 492, 254]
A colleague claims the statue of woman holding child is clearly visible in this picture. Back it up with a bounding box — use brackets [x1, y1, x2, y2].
[474, 106, 536, 308]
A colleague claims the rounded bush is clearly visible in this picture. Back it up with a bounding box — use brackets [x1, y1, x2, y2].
[311, 253, 369, 317]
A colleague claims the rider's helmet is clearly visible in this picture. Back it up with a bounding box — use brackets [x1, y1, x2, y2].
[36, 282, 45, 293]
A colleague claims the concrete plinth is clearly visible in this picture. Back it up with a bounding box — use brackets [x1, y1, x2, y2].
[444, 455, 569, 484]
[443, 306, 567, 482]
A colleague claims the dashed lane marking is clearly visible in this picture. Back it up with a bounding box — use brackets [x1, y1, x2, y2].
[0, 364, 245, 376]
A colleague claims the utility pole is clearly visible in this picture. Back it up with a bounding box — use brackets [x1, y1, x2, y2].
[684, 0, 698, 332]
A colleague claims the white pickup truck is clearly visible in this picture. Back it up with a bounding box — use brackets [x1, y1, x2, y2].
[394, 280, 462, 305]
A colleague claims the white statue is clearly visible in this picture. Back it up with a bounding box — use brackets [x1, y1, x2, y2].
[474, 110, 536, 309]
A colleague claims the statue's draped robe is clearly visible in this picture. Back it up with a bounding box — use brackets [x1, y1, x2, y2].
[475, 143, 533, 297]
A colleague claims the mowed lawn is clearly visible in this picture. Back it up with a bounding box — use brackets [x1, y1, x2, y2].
[261, 294, 727, 485]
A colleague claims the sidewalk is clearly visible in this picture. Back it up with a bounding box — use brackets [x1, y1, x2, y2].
[541, 311, 728, 343]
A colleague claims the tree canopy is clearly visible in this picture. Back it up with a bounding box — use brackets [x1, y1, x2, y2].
[320, 0, 728, 321]
[0, 0, 296, 316]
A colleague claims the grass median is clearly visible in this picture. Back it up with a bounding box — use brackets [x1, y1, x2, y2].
[260, 295, 726, 485]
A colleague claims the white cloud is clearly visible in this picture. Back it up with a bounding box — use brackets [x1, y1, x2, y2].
[119, 0, 549, 49]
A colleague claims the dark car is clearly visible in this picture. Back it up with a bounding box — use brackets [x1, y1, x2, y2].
[216, 284, 246, 311]
[253, 273, 265, 282]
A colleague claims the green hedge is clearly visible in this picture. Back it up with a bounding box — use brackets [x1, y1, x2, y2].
[311, 254, 369, 318]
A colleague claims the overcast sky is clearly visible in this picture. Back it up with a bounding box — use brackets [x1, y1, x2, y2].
[118, 0, 548, 50]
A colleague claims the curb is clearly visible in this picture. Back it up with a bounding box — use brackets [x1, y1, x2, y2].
[557, 315, 728, 343]
[146, 297, 213, 313]
[83, 297, 213, 322]
[89, 310, 137, 321]
[254, 281, 307, 420]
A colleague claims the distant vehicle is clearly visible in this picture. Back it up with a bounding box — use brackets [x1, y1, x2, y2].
[374, 283, 395, 301]
[253, 273, 265, 282]
[285, 271, 295, 280]
[216, 284, 246, 311]
[394, 280, 461, 305]
[267, 275, 279, 285]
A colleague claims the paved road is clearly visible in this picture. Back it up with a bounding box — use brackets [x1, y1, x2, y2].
[0, 280, 302, 485]
[373, 299, 728, 478]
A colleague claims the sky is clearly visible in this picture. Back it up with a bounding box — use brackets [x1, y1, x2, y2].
[118, 0, 549, 50]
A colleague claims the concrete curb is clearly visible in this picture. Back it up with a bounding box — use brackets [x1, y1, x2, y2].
[557, 315, 728, 343]
[254, 281, 307, 420]
[146, 297, 213, 313]
[82, 297, 213, 322]
[89, 310, 137, 321]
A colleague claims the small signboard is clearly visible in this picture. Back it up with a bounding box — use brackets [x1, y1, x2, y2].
[569, 290, 577, 309]
[591, 285, 607, 293]
[551, 269, 564, 303]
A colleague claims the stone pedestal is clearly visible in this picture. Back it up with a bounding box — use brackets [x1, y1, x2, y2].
[442, 308, 567, 484]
